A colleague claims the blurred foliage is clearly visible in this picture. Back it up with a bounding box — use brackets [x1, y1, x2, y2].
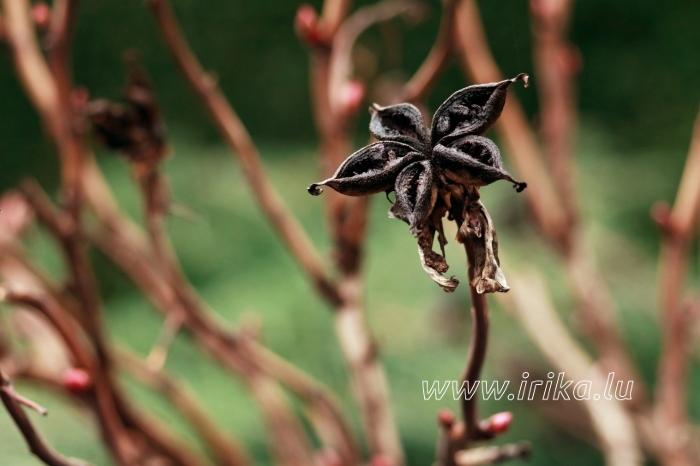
[1, 0, 699, 190]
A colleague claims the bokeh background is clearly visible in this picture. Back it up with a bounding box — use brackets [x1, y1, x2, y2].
[1, 0, 699, 464]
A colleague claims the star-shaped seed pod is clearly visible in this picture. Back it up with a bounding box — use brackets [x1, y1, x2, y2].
[308, 75, 528, 293]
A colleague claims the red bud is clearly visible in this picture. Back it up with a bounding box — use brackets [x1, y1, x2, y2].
[0, 191, 33, 238]
[340, 80, 365, 114]
[62, 368, 92, 394]
[480, 411, 513, 436]
[295, 5, 325, 46]
[31, 2, 51, 31]
[314, 447, 342, 466]
[437, 408, 455, 428]
[370, 454, 394, 466]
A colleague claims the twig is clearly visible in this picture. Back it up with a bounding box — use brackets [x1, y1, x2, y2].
[319, 0, 353, 38]
[328, 0, 424, 114]
[82, 161, 356, 465]
[454, 0, 568, 246]
[334, 274, 405, 464]
[531, 0, 579, 225]
[653, 107, 700, 465]
[402, 0, 459, 103]
[46, 0, 80, 97]
[0, 368, 92, 466]
[146, 0, 341, 307]
[454, 441, 531, 466]
[241, 339, 361, 466]
[117, 347, 252, 466]
[506, 271, 642, 466]
[145, 309, 184, 371]
[0, 285, 94, 371]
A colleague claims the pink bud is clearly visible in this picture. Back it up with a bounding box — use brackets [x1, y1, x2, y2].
[437, 408, 455, 428]
[295, 5, 324, 46]
[481, 411, 513, 436]
[71, 87, 90, 111]
[62, 368, 92, 394]
[370, 455, 394, 466]
[0, 191, 32, 238]
[340, 80, 365, 114]
[314, 447, 342, 466]
[31, 2, 51, 31]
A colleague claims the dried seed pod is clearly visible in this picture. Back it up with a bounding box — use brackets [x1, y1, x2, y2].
[369, 103, 430, 150]
[307, 77, 529, 293]
[308, 142, 423, 196]
[433, 136, 526, 192]
[389, 160, 437, 231]
[431, 74, 528, 146]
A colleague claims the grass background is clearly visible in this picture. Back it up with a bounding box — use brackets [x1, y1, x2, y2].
[1, 126, 698, 464]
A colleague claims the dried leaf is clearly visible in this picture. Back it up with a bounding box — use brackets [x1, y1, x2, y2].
[431, 74, 528, 146]
[459, 200, 509, 293]
[417, 224, 459, 293]
[369, 103, 430, 150]
[308, 142, 423, 196]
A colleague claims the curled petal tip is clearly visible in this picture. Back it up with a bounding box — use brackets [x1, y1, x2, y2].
[512, 73, 529, 88]
[307, 184, 324, 196]
[513, 181, 527, 192]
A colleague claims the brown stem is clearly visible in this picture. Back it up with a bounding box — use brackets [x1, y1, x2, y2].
[402, 0, 459, 104]
[460, 238, 488, 443]
[146, 0, 340, 306]
[334, 274, 404, 464]
[0, 368, 92, 466]
[653, 108, 700, 466]
[242, 339, 361, 466]
[454, 441, 531, 465]
[531, 0, 579, 225]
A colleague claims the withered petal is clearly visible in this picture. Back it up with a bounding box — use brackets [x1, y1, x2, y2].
[417, 225, 459, 293]
[389, 161, 438, 231]
[308, 141, 423, 196]
[431, 74, 528, 145]
[433, 137, 526, 192]
[369, 103, 430, 150]
[459, 200, 509, 294]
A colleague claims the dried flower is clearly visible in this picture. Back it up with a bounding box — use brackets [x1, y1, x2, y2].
[308, 75, 528, 292]
[87, 54, 166, 167]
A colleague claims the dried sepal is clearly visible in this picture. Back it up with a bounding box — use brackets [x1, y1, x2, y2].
[389, 161, 438, 231]
[308, 142, 422, 196]
[459, 199, 509, 293]
[431, 74, 529, 146]
[369, 103, 430, 150]
[417, 222, 459, 293]
[433, 136, 526, 192]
